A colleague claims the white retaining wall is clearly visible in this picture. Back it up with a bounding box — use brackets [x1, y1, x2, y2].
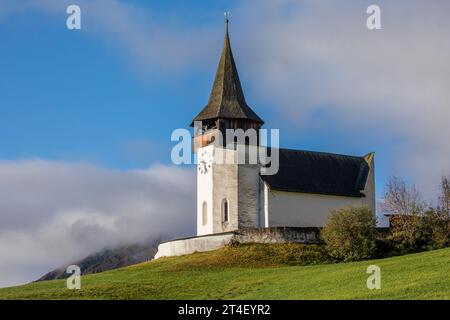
[154, 232, 235, 259]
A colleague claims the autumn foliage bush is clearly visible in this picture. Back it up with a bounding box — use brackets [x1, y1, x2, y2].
[321, 206, 377, 262]
[385, 211, 450, 253]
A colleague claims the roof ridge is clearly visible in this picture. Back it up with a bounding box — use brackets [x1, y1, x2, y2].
[277, 147, 365, 159]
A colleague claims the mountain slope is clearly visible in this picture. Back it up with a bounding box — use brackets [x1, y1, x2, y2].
[1, 245, 450, 300]
[36, 242, 158, 282]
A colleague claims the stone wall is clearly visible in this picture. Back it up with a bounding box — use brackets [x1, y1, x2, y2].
[233, 227, 322, 244]
[154, 227, 322, 259]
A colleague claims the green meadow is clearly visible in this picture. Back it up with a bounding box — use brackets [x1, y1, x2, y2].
[1, 244, 449, 300]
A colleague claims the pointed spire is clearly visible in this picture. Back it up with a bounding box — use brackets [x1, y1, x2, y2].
[191, 15, 263, 126]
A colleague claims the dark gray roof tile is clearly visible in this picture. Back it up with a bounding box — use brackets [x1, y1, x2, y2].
[261, 148, 370, 197]
[191, 24, 263, 126]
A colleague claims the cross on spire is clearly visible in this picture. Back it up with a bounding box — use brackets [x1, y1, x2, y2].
[224, 11, 230, 25]
[224, 12, 230, 35]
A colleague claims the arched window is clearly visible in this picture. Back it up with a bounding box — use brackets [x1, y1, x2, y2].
[202, 201, 208, 226]
[222, 199, 229, 223]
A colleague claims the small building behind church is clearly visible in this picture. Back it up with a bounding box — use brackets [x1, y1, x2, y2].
[155, 21, 375, 259]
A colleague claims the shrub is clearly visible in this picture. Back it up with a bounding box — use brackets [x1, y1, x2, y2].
[424, 211, 450, 249]
[387, 211, 450, 253]
[387, 214, 430, 253]
[321, 205, 377, 262]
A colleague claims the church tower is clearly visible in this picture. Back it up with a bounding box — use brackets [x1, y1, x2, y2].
[192, 18, 264, 236]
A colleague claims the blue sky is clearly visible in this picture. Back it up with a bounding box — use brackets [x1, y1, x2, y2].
[1, 0, 281, 169]
[0, 0, 449, 287]
[0, 0, 396, 185]
[0, 1, 210, 167]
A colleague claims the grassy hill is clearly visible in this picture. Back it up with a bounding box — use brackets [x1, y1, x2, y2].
[1, 244, 450, 300]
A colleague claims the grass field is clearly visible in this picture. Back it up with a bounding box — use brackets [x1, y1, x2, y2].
[1, 244, 449, 300]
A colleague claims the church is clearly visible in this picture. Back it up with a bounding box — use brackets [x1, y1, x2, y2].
[155, 21, 375, 258]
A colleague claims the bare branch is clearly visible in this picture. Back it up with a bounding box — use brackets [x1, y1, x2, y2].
[382, 176, 425, 216]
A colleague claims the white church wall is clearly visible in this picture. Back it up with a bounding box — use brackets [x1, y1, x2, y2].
[212, 162, 238, 233]
[237, 164, 261, 228]
[212, 147, 239, 233]
[266, 188, 370, 227]
[197, 146, 214, 236]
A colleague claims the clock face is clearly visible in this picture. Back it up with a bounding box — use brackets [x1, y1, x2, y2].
[198, 149, 213, 174]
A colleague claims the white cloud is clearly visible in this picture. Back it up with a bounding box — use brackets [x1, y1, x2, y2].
[234, 0, 450, 199]
[0, 160, 195, 288]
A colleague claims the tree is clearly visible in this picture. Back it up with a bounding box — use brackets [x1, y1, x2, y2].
[382, 176, 426, 252]
[424, 209, 450, 249]
[321, 206, 377, 262]
[438, 175, 450, 216]
[382, 176, 425, 216]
